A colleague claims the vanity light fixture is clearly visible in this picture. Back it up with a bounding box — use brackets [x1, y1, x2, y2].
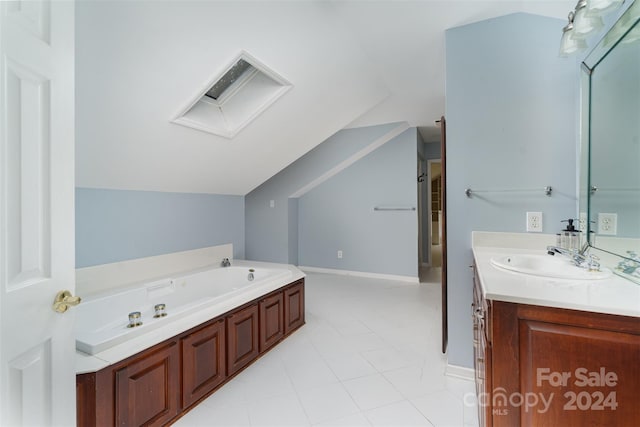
[586, 0, 625, 16]
[559, 0, 625, 57]
[560, 11, 588, 56]
[573, 0, 605, 38]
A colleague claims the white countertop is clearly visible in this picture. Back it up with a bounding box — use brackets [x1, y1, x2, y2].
[76, 260, 305, 375]
[472, 232, 640, 318]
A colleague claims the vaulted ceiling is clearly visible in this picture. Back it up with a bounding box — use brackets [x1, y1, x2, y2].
[75, 1, 574, 195]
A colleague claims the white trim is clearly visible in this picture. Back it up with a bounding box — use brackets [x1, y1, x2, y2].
[289, 122, 410, 198]
[298, 265, 419, 283]
[445, 363, 475, 381]
[171, 50, 292, 139]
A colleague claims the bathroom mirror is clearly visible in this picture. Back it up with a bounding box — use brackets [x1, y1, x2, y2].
[581, 1, 640, 263]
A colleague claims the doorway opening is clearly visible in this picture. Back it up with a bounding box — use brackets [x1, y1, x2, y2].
[428, 160, 442, 268]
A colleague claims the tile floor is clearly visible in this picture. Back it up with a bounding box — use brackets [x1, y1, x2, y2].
[174, 269, 479, 427]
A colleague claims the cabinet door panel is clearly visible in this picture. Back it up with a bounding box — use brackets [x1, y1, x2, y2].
[259, 292, 284, 352]
[115, 341, 180, 427]
[227, 304, 259, 376]
[284, 282, 305, 335]
[182, 318, 227, 408]
[519, 320, 640, 426]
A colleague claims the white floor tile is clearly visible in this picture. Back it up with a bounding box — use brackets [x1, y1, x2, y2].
[364, 401, 434, 426]
[314, 412, 372, 426]
[285, 358, 339, 392]
[247, 392, 310, 426]
[382, 364, 448, 400]
[324, 353, 378, 381]
[343, 374, 404, 411]
[411, 390, 465, 427]
[297, 382, 360, 425]
[174, 402, 250, 426]
[361, 347, 417, 373]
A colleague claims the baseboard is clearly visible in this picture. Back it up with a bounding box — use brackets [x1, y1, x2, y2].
[445, 363, 475, 381]
[298, 266, 419, 283]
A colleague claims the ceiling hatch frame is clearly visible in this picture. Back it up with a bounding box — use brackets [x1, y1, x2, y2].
[172, 50, 293, 139]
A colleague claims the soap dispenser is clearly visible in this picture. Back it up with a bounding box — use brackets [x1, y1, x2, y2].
[560, 219, 581, 250]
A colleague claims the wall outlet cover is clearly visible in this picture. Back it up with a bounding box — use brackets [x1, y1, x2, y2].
[597, 213, 617, 235]
[526, 212, 543, 232]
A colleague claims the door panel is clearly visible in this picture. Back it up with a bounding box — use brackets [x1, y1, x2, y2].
[440, 116, 448, 354]
[0, 1, 75, 425]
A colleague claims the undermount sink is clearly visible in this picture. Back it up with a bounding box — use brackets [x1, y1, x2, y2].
[490, 254, 612, 280]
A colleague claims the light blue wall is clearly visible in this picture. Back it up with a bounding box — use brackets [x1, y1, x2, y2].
[298, 128, 418, 277]
[76, 188, 244, 267]
[245, 122, 405, 264]
[445, 13, 578, 368]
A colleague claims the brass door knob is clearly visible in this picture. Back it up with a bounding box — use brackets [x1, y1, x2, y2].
[53, 290, 81, 313]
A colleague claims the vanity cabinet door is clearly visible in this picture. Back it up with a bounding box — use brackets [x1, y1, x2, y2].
[488, 302, 640, 427]
[114, 340, 180, 427]
[182, 318, 227, 408]
[473, 267, 492, 427]
[517, 311, 640, 427]
[284, 281, 305, 335]
[259, 292, 284, 353]
[227, 304, 259, 376]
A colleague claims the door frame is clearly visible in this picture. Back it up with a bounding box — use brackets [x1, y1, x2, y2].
[439, 116, 448, 354]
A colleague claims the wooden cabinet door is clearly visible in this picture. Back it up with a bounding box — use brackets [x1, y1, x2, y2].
[259, 292, 284, 353]
[284, 281, 305, 335]
[519, 319, 640, 427]
[227, 304, 259, 376]
[114, 341, 180, 427]
[182, 318, 227, 408]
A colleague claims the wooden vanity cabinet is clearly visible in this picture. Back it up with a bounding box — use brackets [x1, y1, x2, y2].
[77, 339, 180, 427]
[259, 291, 284, 352]
[182, 317, 227, 408]
[284, 280, 305, 334]
[227, 303, 260, 376]
[472, 269, 492, 427]
[76, 278, 306, 426]
[473, 267, 640, 427]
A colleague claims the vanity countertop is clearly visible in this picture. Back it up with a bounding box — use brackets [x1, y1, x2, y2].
[472, 231, 640, 317]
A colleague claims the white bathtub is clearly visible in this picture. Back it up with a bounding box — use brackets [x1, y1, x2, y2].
[75, 265, 293, 355]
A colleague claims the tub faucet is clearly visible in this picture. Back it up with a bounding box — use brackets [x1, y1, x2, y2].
[221, 258, 231, 267]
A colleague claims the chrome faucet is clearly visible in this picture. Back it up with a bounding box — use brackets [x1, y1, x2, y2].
[547, 245, 601, 271]
[547, 245, 586, 265]
[221, 257, 231, 267]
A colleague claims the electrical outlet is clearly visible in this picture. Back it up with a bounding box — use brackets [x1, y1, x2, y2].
[526, 212, 543, 232]
[598, 213, 617, 235]
[579, 212, 587, 232]
[337, 250, 343, 259]
[269, 200, 275, 208]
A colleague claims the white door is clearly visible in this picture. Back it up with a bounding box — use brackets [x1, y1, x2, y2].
[0, 1, 76, 426]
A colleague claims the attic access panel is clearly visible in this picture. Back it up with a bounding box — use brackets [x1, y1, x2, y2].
[173, 52, 292, 139]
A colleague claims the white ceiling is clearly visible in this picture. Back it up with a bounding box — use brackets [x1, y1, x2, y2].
[75, 1, 575, 195]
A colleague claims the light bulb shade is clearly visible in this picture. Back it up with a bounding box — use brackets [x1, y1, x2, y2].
[573, 4, 605, 37]
[586, 0, 625, 16]
[559, 27, 588, 56]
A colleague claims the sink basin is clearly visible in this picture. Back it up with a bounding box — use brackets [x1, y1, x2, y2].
[490, 254, 612, 280]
